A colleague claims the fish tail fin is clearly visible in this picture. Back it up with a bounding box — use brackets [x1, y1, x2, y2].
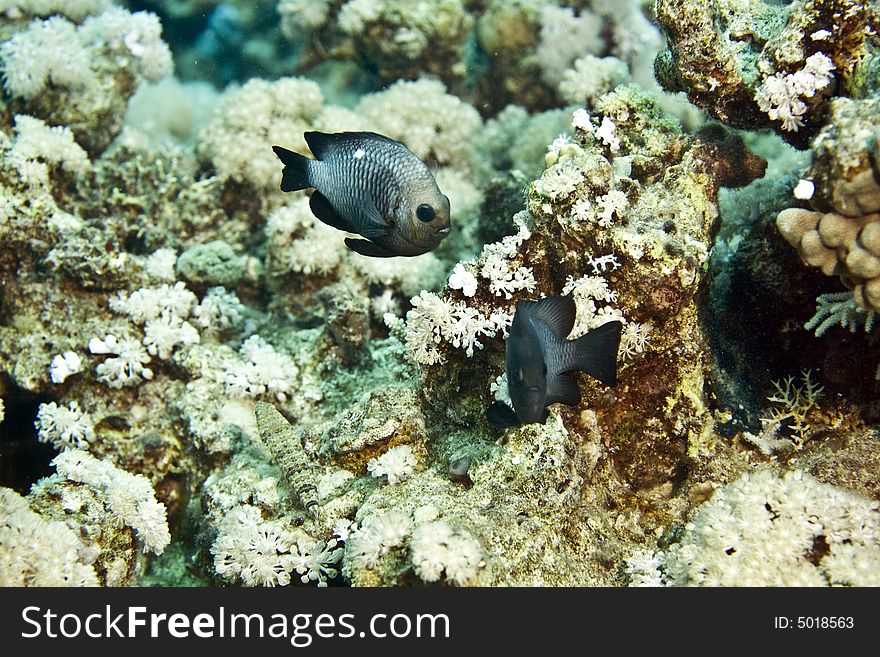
[272, 145, 311, 192]
[566, 321, 623, 387]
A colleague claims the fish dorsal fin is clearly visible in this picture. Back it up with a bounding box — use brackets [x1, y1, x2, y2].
[546, 373, 581, 407]
[558, 320, 622, 387]
[309, 191, 352, 232]
[304, 131, 403, 159]
[345, 238, 397, 258]
[527, 295, 576, 339]
[486, 401, 520, 429]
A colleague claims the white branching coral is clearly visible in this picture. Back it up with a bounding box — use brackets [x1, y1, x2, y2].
[213, 505, 296, 587]
[596, 190, 628, 227]
[53, 449, 170, 555]
[291, 535, 343, 586]
[0, 0, 111, 21]
[222, 335, 299, 402]
[81, 8, 173, 80]
[535, 4, 602, 87]
[144, 248, 177, 282]
[36, 401, 94, 450]
[265, 197, 347, 276]
[278, 0, 331, 34]
[356, 77, 481, 170]
[352, 252, 446, 298]
[562, 274, 621, 337]
[571, 192, 628, 228]
[403, 291, 453, 365]
[587, 253, 621, 274]
[89, 334, 153, 388]
[109, 281, 197, 324]
[199, 76, 324, 190]
[191, 287, 245, 335]
[595, 117, 621, 152]
[404, 291, 511, 365]
[107, 282, 201, 362]
[755, 53, 836, 131]
[337, 0, 382, 33]
[624, 548, 665, 587]
[477, 213, 536, 299]
[0, 16, 91, 99]
[212, 505, 342, 587]
[49, 350, 82, 384]
[480, 257, 536, 299]
[367, 445, 417, 485]
[571, 108, 594, 132]
[533, 160, 583, 200]
[346, 509, 413, 570]
[0, 487, 99, 587]
[143, 312, 199, 359]
[410, 520, 483, 586]
[654, 470, 880, 586]
[287, 222, 346, 275]
[6, 115, 89, 189]
[404, 211, 536, 365]
[619, 321, 652, 360]
[490, 372, 512, 406]
[448, 262, 478, 297]
[559, 54, 629, 105]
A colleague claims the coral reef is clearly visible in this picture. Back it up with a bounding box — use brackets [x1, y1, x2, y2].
[654, 0, 880, 146]
[0, 0, 877, 591]
[776, 98, 880, 309]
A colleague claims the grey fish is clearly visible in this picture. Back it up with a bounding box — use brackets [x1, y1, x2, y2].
[272, 131, 451, 257]
[486, 295, 622, 428]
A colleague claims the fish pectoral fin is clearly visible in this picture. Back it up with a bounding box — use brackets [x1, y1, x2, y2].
[486, 401, 521, 429]
[526, 295, 576, 339]
[309, 191, 352, 232]
[344, 238, 397, 258]
[546, 373, 581, 407]
[357, 192, 390, 231]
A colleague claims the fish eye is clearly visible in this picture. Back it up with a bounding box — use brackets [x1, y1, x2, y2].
[416, 204, 435, 222]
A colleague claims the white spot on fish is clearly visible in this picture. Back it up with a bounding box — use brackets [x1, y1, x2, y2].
[353, 148, 366, 159]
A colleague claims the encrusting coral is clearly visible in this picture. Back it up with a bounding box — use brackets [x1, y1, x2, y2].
[653, 0, 879, 146]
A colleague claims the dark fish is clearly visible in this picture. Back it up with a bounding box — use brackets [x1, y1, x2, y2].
[272, 131, 451, 257]
[486, 295, 622, 429]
